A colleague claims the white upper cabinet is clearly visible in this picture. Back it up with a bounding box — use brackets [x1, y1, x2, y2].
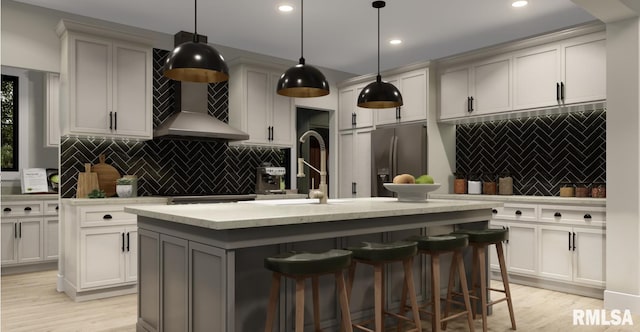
[440, 57, 510, 120]
[338, 129, 372, 198]
[45, 73, 60, 147]
[229, 63, 294, 147]
[438, 30, 606, 122]
[561, 33, 606, 105]
[513, 31, 606, 110]
[57, 20, 153, 140]
[338, 83, 373, 130]
[376, 68, 428, 125]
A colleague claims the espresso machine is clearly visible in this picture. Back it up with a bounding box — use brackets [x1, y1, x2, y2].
[255, 163, 286, 194]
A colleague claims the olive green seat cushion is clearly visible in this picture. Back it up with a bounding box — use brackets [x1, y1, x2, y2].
[264, 249, 352, 275]
[347, 241, 417, 262]
[452, 228, 509, 243]
[408, 234, 469, 252]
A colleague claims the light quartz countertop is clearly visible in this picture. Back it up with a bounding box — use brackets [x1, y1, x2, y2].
[2, 194, 59, 201]
[430, 194, 606, 207]
[125, 197, 498, 231]
[62, 196, 169, 206]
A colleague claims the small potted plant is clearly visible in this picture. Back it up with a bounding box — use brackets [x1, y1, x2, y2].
[116, 178, 133, 198]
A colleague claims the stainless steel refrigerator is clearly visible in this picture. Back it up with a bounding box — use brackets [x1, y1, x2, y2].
[371, 122, 428, 197]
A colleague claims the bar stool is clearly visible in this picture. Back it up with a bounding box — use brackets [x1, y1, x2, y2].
[401, 234, 475, 332]
[346, 241, 422, 332]
[264, 249, 354, 332]
[453, 228, 516, 332]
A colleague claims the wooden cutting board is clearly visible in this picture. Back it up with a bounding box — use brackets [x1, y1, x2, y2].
[76, 163, 99, 198]
[92, 154, 121, 197]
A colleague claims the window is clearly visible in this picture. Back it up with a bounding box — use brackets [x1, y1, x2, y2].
[1, 74, 19, 171]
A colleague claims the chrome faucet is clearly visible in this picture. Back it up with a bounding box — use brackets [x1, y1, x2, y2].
[297, 130, 328, 204]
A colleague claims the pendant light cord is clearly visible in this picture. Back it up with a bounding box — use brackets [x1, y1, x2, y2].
[377, 5, 380, 77]
[300, 0, 304, 62]
[193, 0, 198, 42]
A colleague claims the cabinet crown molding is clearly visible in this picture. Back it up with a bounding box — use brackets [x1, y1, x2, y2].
[56, 19, 154, 46]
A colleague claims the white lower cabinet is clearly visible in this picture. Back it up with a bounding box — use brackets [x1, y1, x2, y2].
[1, 199, 59, 270]
[80, 225, 136, 289]
[489, 219, 537, 277]
[489, 201, 606, 295]
[539, 225, 605, 287]
[61, 198, 167, 301]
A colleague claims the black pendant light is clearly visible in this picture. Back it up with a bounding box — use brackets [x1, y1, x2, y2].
[163, 0, 229, 83]
[276, 0, 330, 97]
[357, 1, 403, 109]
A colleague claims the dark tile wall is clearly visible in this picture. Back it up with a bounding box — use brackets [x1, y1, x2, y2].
[60, 49, 283, 198]
[456, 110, 606, 196]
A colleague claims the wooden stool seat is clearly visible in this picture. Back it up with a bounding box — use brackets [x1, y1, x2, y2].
[404, 234, 475, 332]
[264, 249, 353, 332]
[453, 228, 517, 332]
[346, 241, 422, 332]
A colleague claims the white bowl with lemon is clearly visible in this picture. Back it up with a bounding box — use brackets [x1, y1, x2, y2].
[383, 174, 441, 202]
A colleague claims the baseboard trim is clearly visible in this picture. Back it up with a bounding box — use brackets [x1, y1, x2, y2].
[1, 261, 57, 275]
[491, 271, 605, 299]
[604, 290, 640, 314]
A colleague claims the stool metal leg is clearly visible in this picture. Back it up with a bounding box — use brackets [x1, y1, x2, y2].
[265, 273, 281, 332]
[496, 241, 516, 330]
[296, 277, 306, 332]
[336, 271, 354, 332]
[403, 257, 422, 332]
[312, 276, 321, 332]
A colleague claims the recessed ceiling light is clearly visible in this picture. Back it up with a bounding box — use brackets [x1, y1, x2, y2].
[278, 4, 294, 12]
[389, 39, 402, 45]
[512, 0, 528, 8]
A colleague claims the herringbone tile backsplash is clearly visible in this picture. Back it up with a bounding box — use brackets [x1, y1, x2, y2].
[456, 110, 606, 196]
[60, 49, 283, 198]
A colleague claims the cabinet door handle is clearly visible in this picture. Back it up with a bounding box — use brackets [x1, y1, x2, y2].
[122, 233, 125, 252]
[271, 126, 274, 141]
[492, 209, 498, 214]
[572, 232, 576, 251]
[556, 83, 560, 102]
[568, 232, 571, 250]
[4, 207, 11, 212]
[554, 212, 562, 218]
[560, 82, 565, 101]
[352, 182, 357, 195]
[396, 107, 401, 119]
[467, 97, 471, 112]
[126, 232, 130, 252]
[506, 226, 509, 244]
[109, 111, 113, 130]
[114, 112, 117, 131]
[14, 223, 17, 239]
[103, 214, 113, 220]
[55, 205, 59, 211]
[515, 210, 522, 216]
[18, 222, 21, 238]
[469, 96, 474, 112]
[353, 113, 357, 126]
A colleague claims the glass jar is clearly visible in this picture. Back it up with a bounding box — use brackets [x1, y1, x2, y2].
[482, 173, 496, 195]
[453, 172, 467, 194]
[591, 182, 606, 198]
[575, 183, 590, 197]
[498, 171, 513, 195]
[559, 183, 575, 197]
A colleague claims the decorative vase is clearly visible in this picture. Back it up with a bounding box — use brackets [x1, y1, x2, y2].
[116, 184, 133, 198]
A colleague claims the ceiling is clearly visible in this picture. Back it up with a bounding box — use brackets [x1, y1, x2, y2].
[13, 0, 596, 75]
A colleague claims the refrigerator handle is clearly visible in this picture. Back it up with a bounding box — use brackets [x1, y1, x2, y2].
[388, 136, 395, 178]
[392, 136, 399, 178]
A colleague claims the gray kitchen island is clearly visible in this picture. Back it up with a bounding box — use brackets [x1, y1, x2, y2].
[125, 197, 498, 332]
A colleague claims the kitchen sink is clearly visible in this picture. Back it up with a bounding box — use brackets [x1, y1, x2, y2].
[242, 198, 350, 206]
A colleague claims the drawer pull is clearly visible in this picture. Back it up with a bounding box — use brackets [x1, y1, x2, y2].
[492, 209, 498, 214]
[554, 212, 562, 218]
[103, 214, 113, 220]
[24, 207, 32, 211]
[4, 207, 11, 212]
[515, 210, 522, 216]
[584, 214, 592, 219]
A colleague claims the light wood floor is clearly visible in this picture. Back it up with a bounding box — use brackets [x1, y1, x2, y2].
[1, 270, 639, 331]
